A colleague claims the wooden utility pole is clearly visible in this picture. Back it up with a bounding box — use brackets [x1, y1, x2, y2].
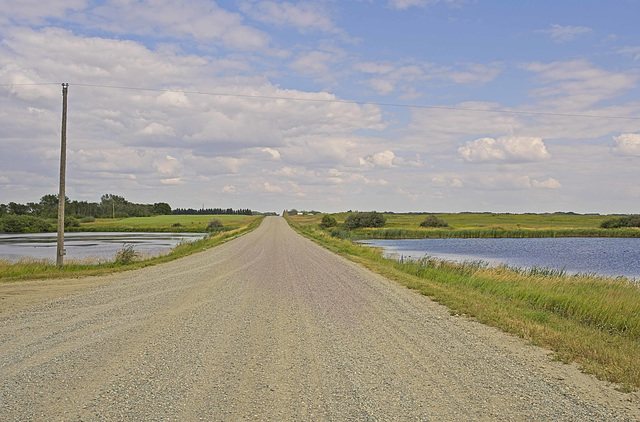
[57, 83, 69, 266]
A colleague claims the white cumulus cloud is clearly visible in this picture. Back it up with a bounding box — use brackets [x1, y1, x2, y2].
[160, 178, 183, 185]
[458, 136, 550, 163]
[612, 133, 640, 157]
[365, 150, 397, 168]
[262, 148, 281, 159]
[532, 178, 561, 189]
[221, 185, 237, 193]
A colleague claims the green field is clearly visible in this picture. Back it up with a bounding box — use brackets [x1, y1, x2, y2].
[293, 212, 640, 238]
[287, 215, 640, 391]
[74, 214, 256, 233]
[380, 213, 609, 229]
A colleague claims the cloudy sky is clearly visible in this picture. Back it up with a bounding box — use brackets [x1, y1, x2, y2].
[1, 0, 640, 213]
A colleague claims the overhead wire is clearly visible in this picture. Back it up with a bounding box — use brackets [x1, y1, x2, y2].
[3, 82, 640, 121]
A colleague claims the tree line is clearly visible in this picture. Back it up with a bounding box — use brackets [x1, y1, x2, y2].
[172, 208, 253, 216]
[0, 194, 171, 219]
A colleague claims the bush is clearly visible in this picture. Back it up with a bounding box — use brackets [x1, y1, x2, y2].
[343, 211, 386, 230]
[80, 216, 96, 223]
[206, 219, 224, 231]
[114, 244, 138, 265]
[172, 222, 182, 227]
[65, 216, 80, 228]
[320, 214, 337, 229]
[419, 215, 449, 228]
[600, 215, 640, 229]
[0, 215, 53, 233]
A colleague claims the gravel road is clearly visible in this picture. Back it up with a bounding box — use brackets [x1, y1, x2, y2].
[1, 216, 638, 421]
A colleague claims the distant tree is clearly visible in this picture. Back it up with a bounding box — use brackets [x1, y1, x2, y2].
[172, 207, 252, 216]
[419, 215, 449, 228]
[343, 211, 386, 230]
[153, 202, 172, 215]
[1, 193, 175, 224]
[39, 194, 63, 218]
[100, 194, 127, 218]
[320, 214, 337, 229]
[8, 202, 30, 215]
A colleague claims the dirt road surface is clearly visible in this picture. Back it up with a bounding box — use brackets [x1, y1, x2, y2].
[1, 217, 638, 420]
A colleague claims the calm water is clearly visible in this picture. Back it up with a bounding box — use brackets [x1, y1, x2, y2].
[359, 237, 640, 279]
[0, 232, 208, 261]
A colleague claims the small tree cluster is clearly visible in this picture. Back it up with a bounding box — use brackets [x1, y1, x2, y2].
[0, 194, 172, 220]
[343, 212, 386, 230]
[419, 215, 449, 228]
[600, 215, 640, 228]
[319, 214, 337, 229]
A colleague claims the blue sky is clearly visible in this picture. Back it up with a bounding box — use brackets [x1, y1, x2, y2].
[1, 0, 640, 213]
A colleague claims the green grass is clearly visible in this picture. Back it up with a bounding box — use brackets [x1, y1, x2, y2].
[299, 213, 640, 238]
[361, 227, 640, 238]
[1, 216, 263, 281]
[287, 216, 640, 391]
[71, 214, 255, 233]
[381, 212, 611, 229]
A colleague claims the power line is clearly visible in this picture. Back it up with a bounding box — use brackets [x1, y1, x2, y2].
[0, 83, 60, 87]
[4, 82, 640, 121]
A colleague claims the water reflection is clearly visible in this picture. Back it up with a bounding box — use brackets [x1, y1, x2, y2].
[0, 232, 208, 261]
[359, 237, 640, 279]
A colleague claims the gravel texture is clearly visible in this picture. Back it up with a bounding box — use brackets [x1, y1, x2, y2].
[1, 216, 638, 421]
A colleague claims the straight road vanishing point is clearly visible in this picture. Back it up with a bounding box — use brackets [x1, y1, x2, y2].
[1, 217, 638, 420]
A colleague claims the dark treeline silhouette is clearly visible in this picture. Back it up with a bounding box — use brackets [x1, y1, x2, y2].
[172, 208, 253, 216]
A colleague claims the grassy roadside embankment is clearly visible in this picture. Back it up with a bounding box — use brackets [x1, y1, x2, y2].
[287, 214, 640, 391]
[1, 215, 263, 282]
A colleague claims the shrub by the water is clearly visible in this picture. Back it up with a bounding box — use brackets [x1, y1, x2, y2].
[114, 244, 139, 265]
[419, 215, 449, 228]
[206, 219, 224, 232]
[343, 211, 386, 230]
[65, 216, 80, 228]
[330, 228, 355, 240]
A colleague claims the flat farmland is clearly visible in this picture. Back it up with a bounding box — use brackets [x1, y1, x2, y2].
[77, 214, 257, 233]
